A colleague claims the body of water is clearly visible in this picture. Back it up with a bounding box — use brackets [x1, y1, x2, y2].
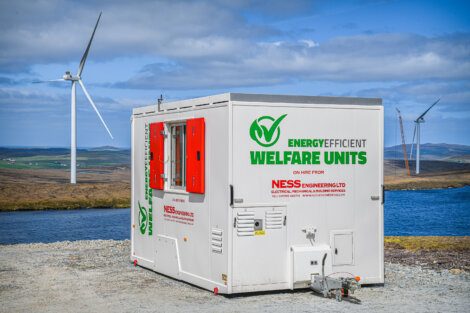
[0, 187, 469, 244]
[0, 208, 130, 244]
[385, 186, 470, 236]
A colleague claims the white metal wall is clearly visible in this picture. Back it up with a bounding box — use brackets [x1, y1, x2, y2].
[231, 103, 383, 285]
[131, 104, 231, 291]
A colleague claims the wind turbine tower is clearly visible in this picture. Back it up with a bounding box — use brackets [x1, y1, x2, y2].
[396, 108, 411, 176]
[409, 99, 440, 175]
[35, 12, 113, 184]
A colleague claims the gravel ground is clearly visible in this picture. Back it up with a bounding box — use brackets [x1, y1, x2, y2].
[0, 240, 469, 313]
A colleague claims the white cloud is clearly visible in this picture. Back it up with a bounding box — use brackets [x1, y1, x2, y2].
[0, 0, 276, 72]
[112, 32, 470, 90]
[2, 1, 469, 90]
[355, 81, 470, 120]
[299, 39, 319, 47]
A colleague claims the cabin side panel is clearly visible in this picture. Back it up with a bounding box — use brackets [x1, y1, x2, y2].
[132, 105, 230, 291]
[131, 115, 157, 266]
[231, 103, 383, 289]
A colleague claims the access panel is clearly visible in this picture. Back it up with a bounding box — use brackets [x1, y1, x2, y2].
[232, 206, 288, 292]
[332, 231, 354, 266]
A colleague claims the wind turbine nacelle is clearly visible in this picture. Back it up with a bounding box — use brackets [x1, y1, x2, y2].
[63, 72, 73, 80]
[63, 72, 78, 81]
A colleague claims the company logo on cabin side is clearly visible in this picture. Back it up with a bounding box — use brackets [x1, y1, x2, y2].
[248, 114, 369, 166]
[138, 201, 148, 235]
[249, 114, 287, 147]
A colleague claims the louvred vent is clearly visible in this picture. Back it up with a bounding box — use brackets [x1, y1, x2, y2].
[149, 122, 164, 190]
[186, 118, 205, 194]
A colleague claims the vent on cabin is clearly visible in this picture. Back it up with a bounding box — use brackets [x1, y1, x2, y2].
[211, 228, 223, 254]
[266, 210, 283, 229]
[236, 211, 255, 236]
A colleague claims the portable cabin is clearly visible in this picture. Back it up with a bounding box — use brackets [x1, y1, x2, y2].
[131, 93, 384, 294]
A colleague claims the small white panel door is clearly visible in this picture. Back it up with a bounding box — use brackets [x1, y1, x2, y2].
[332, 232, 354, 265]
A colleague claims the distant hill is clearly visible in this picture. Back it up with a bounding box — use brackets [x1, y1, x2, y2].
[0, 147, 71, 158]
[0, 147, 130, 169]
[87, 146, 125, 152]
[385, 143, 470, 163]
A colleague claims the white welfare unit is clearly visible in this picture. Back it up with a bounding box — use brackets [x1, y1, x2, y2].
[131, 93, 384, 294]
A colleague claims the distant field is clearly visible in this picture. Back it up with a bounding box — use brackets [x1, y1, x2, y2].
[385, 159, 470, 190]
[0, 167, 130, 211]
[0, 147, 130, 170]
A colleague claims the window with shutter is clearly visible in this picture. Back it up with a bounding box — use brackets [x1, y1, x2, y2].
[169, 123, 186, 189]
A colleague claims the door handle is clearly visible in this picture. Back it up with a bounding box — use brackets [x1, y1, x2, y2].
[230, 185, 234, 206]
[382, 184, 385, 204]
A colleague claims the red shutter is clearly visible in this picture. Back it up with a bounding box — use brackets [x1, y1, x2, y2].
[186, 118, 205, 194]
[149, 122, 164, 190]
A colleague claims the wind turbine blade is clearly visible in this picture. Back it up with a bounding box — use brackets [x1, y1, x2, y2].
[78, 79, 114, 139]
[77, 12, 102, 77]
[416, 98, 440, 121]
[409, 124, 416, 160]
[32, 79, 66, 83]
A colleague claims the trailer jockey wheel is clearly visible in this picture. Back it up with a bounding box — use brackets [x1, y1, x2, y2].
[336, 291, 342, 302]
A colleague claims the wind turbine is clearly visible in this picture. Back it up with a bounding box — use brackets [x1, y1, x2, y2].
[409, 98, 440, 175]
[396, 108, 411, 176]
[34, 12, 113, 184]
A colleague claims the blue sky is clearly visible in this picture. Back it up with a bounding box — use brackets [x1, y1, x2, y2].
[0, 0, 469, 148]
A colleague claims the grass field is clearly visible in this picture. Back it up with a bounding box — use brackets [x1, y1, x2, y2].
[384, 236, 470, 272]
[384, 159, 470, 190]
[385, 236, 470, 251]
[0, 167, 130, 211]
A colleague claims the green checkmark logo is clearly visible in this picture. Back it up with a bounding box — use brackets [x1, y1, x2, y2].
[138, 201, 148, 235]
[249, 114, 287, 147]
